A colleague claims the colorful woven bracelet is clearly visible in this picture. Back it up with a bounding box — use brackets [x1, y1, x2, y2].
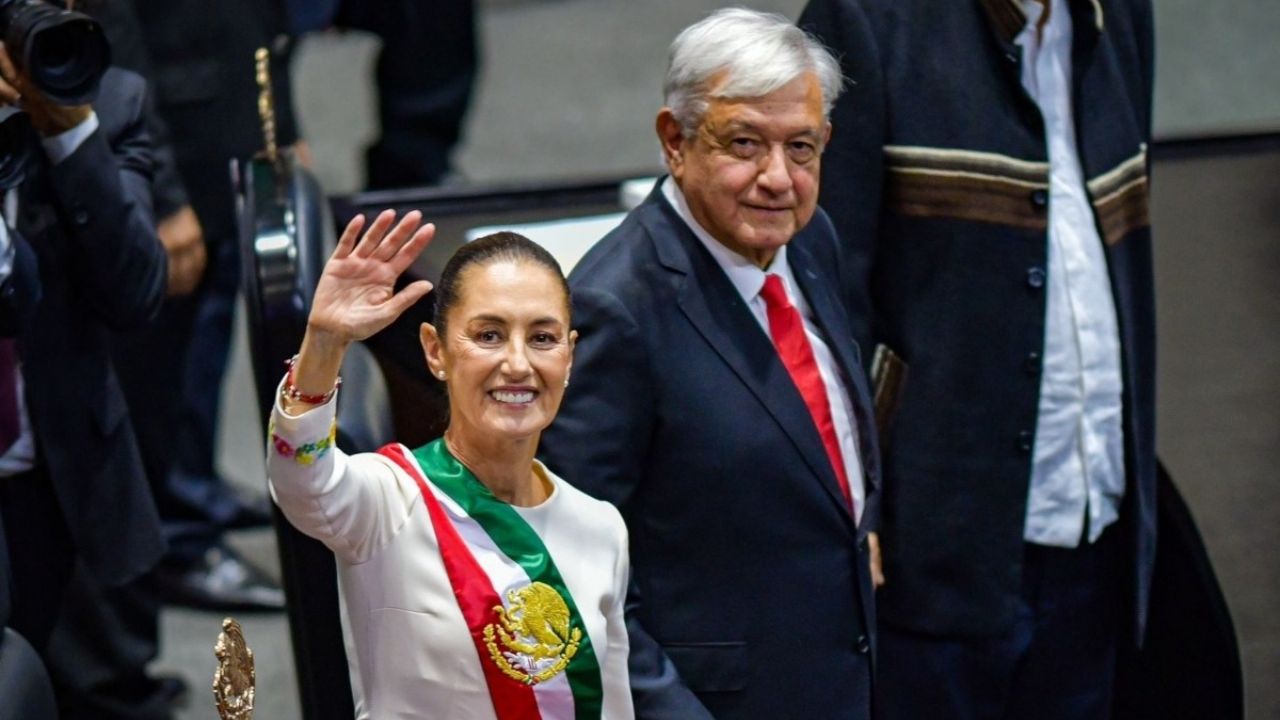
[282, 354, 342, 405]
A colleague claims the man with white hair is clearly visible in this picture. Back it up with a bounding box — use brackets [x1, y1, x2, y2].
[541, 9, 881, 719]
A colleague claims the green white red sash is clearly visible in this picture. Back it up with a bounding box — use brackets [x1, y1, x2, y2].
[378, 440, 604, 720]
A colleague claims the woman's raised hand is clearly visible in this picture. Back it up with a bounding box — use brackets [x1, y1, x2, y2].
[307, 210, 436, 345]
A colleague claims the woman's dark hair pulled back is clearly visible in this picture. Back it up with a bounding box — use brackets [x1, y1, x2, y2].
[433, 232, 571, 339]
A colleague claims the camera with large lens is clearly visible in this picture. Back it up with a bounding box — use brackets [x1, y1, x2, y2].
[0, 0, 110, 190]
[1, 0, 110, 105]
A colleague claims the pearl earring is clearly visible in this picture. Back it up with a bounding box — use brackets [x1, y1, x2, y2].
[437, 371, 446, 380]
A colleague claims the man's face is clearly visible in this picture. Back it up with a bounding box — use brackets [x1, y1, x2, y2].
[660, 71, 830, 268]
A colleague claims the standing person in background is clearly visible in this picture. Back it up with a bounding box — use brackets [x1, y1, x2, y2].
[38, 7, 298, 708]
[288, 0, 479, 188]
[800, 0, 1157, 717]
[38, 2, 230, 715]
[127, 0, 300, 611]
[0, 42, 167, 689]
[337, 0, 478, 188]
[540, 9, 881, 719]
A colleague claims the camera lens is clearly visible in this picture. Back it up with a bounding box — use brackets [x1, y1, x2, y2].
[0, 0, 111, 106]
[35, 27, 75, 69]
[25, 18, 109, 104]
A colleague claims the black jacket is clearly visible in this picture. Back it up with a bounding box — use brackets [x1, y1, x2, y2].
[17, 67, 167, 585]
[799, 0, 1157, 640]
[541, 186, 881, 720]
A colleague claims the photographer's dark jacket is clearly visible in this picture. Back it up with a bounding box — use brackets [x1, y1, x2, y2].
[17, 67, 167, 585]
[799, 0, 1156, 639]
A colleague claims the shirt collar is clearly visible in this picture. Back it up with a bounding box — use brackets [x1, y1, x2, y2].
[1016, 0, 1048, 51]
[978, 0, 1100, 45]
[660, 177, 790, 304]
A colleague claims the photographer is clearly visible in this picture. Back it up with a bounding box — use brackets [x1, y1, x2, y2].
[0, 23, 166, 670]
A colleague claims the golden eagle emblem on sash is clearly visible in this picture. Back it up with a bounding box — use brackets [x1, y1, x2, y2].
[483, 581, 582, 685]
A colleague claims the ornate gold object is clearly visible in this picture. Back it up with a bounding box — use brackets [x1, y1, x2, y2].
[213, 617, 256, 720]
[483, 582, 581, 685]
[254, 47, 279, 170]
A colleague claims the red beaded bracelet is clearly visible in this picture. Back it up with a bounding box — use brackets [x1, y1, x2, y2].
[282, 354, 341, 405]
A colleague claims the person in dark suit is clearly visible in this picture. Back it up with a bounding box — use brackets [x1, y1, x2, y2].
[30, 3, 287, 716]
[799, 0, 1157, 717]
[539, 9, 881, 719]
[347, 0, 478, 188]
[116, 0, 297, 610]
[287, 0, 479, 188]
[0, 49, 167, 671]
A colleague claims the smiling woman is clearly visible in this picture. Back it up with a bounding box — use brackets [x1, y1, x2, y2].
[265, 212, 634, 719]
[422, 234, 575, 505]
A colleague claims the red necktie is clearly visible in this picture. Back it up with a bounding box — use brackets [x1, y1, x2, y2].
[760, 274, 853, 511]
[0, 338, 19, 455]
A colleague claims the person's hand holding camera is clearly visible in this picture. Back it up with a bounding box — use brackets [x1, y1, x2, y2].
[0, 43, 91, 137]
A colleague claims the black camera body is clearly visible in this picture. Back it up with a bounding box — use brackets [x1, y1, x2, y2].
[0, 0, 110, 189]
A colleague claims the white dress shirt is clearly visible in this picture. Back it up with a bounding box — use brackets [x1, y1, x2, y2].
[0, 111, 100, 476]
[661, 178, 867, 524]
[1017, 0, 1125, 547]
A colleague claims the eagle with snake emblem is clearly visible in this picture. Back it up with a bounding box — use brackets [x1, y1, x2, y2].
[484, 581, 582, 685]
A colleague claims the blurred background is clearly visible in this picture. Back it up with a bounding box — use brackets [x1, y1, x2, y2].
[153, 0, 1278, 717]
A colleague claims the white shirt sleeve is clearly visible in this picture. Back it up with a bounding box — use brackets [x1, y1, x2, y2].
[267, 377, 419, 564]
[40, 111, 99, 165]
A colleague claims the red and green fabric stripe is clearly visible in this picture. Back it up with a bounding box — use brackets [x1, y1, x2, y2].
[379, 441, 604, 719]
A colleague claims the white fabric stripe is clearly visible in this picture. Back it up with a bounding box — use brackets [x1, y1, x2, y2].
[1092, 175, 1147, 209]
[889, 166, 1049, 189]
[1086, 146, 1147, 194]
[885, 144, 1051, 176]
[404, 449, 578, 719]
[529, 675, 575, 720]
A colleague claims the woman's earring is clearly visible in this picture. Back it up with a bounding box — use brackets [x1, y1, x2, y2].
[437, 371, 446, 380]
[564, 377, 570, 388]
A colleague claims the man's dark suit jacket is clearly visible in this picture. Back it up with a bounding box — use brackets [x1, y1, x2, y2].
[540, 184, 881, 720]
[16, 67, 167, 586]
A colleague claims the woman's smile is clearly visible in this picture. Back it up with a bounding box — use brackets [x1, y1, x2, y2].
[490, 387, 537, 405]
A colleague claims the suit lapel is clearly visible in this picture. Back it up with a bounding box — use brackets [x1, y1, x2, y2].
[641, 190, 857, 530]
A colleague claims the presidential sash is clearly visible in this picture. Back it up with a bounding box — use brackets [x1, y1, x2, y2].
[378, 441, 605, 720]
